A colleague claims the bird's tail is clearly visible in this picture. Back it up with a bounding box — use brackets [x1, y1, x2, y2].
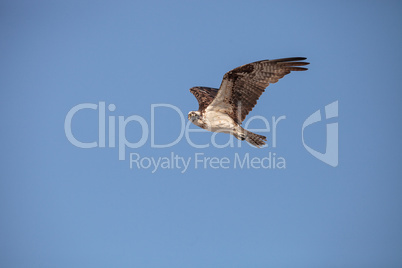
[244, 130, 267, 148]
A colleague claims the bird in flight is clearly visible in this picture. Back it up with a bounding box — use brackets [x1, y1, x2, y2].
[188, 57, 309, 147]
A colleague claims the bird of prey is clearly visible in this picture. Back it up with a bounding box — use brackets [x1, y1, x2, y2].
[188, 57, 309, 147]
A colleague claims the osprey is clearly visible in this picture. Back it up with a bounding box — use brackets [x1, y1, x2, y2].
[188, 57, 309, 147]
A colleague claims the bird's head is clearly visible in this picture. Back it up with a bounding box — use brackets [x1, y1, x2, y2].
[188, 111, 201, 122]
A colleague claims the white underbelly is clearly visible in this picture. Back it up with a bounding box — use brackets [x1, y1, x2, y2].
[205, 112, 236, 133]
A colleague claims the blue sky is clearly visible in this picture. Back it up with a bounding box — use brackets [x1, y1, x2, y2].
[1, 1, 402, 267]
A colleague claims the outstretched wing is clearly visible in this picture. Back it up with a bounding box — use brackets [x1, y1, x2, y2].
[206, 57, 309, 124]
[189, 86, 219, 113]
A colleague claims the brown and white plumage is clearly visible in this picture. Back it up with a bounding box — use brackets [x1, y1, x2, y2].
[188, 57, 309, 147]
